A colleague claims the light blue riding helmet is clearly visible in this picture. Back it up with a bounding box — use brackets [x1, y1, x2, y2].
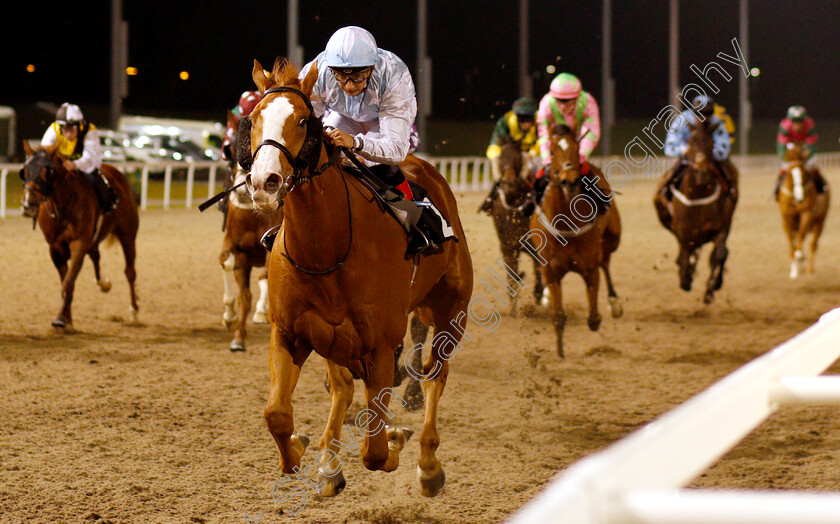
[323, 26, 378, 68]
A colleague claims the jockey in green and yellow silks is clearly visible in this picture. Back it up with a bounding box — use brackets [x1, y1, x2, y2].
[479, 97, 540, 213]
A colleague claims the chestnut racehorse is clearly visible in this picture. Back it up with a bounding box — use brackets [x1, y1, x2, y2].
[654, 121, 738, 303]
[244, 58, 473, 497]
[20, 142, 139, 331]
[529, 125, 622, 357]
[778, 143, 830, 278]
[219, 110, 283, 351]
[488, 138, 544, 313]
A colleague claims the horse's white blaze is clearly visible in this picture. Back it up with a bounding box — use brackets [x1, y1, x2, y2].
[250, 96, 295, 189]
[559, 138, 570, 151]
[254, 277, 269, 323]
[792, 166, 805, 202]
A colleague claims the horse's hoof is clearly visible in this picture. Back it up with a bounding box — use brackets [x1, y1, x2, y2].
[229, 339, 246, 352]
[588, 315, 602, 332]
[294, 435, 310, 456]
[557, 342, 565, 359]
[97, 279, 112, 293]
[418, 464, 446, 497]
[129, 308, 139, 324]
[252, 311, 269, 324]
[51, 318, 66, 328]
[703, 292, 714, 305]
[608, 297, 623, 318]
[317, 469, 346, 497]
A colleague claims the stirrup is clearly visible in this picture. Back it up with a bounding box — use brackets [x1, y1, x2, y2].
[261, 225, 282, 252]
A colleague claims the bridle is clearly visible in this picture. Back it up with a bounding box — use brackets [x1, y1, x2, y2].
[241, 86, 340, 199]
[20, 151, 58, 217]
[244, 85, 351, 276]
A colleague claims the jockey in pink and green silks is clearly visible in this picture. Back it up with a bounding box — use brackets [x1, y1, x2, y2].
[536, 72, 601, 166]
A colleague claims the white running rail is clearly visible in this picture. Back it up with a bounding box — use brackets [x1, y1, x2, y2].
[508, 307, 840, 524]
[5, 153, 840, 218]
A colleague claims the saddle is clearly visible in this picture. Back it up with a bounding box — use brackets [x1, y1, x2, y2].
[344, 164, 458, 258]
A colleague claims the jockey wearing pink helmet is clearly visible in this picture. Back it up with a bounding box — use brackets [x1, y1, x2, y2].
[536, 72, 601, 166]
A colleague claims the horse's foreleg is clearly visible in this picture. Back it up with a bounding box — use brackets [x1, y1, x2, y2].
[87, 246, 111, 293]
[601, 261, 623, 318]
[265, 325, 309, 475]
[55, 239, 87, 330]
[583, 267, 602, 332]
[253, 269, 270, 323]
[316, 360, 355, 496]
[544, 277, 566, 358]
[678, 244, 696, 292]
[118, 234, 138, 323]
[532, 254, 545, 306]
[220, 253, 238, 328]
[502, 247, 520, 316]
[230, 255, 252, 352]
[794, 212, 813, 277]
[50, 246, 69, 283]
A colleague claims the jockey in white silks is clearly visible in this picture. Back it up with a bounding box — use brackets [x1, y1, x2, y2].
[298, 26, 452, 257]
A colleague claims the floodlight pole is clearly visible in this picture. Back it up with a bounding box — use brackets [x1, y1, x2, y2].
[739, 0, 750, 155]
[519, 0, 532, 98]
[288, 0, 303, 65]
[601, 0, 614, 156]
[109, 0, 127, 129]
[669, 0, 679, 109]
[416, 0, 431, 153]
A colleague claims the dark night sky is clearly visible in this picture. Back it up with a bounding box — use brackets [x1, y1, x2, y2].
[4, 0, 840, 126]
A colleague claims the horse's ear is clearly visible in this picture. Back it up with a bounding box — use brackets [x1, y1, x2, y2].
[252, 59, 271, 94]
[301, 60, 319, 97]
[23, 139, 34, 157]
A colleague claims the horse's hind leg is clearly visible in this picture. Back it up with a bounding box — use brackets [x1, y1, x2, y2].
[316, 360, 355, 497]
[253, 269, 269, 323]
[808, 220, 826, 274]
[583, 267, 602, 332]
[501, 246, 520, 316]
[118, 234, 139, 323]
[265, 326, 310, 474]
[704, 232, 730, 304]
[531, 254, 544, 306]
[87, 245, 111, 293]
[543, 276, 567, 358]
[401, 314, 429, 412]
[55, 239, 87, 331]
[359, 345, 412, 473]
[601, 263, 623, 318]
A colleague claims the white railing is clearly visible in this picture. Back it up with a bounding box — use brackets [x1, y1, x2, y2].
[5, 153, 840, 218]
[508, 307, 840, 524]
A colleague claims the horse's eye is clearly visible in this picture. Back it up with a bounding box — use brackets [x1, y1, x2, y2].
[298, 118, 306, 127]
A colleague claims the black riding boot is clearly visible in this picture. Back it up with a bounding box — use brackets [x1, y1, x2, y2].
[661, 162, 687, 201]
[813, 170, 828, 194]
[478, 181, 500, 214]
[84, 170, 116, 212]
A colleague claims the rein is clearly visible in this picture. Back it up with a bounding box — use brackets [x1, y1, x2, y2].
[258, 85, 351, 275]
[497, 186, 535, 213]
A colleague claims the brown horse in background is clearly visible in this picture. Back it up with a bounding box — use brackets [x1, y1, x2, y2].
[529, 125, 622, 357]
[654, 121, 738, 303]
[219, 109, 283, 351]
[20, 142, 139, 331]
[488, 138, 544, 313]
[778, 143, 830, 278]
[245, 58, 473, 498]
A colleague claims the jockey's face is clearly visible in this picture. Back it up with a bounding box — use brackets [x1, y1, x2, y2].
[518, 117, 534, 132]
[333, 67, 372, 97]
[555, 97, 577, 112]
[60, 124, 79, 141]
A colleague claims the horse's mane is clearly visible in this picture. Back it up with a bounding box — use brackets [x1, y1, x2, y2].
[268, 57, 303, 89]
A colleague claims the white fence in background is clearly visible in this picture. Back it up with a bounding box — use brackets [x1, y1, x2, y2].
[4, 153, 840, 218]
[508, 307, 840, 524]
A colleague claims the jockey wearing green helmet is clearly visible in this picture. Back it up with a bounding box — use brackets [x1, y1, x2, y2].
[478, 96, 541, 213]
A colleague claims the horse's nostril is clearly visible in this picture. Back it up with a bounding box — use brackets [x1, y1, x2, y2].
[265, 173, 282, 193]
